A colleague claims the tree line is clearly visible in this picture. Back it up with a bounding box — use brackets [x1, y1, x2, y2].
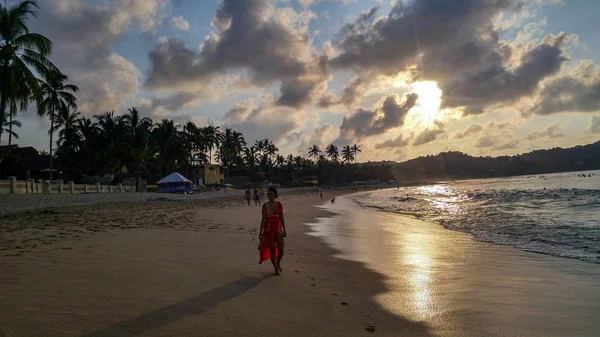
[0, 1, 395, 185]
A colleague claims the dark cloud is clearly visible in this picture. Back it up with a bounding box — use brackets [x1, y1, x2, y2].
[585, 116, 600, 135]
[475, 135, 501, 148]
[442, 33, 569, 114]
[146, 0, 328, 108]
[329, 0, 570, 114]
[412, 122, 445, 146]
[375, 135, 410, 149]
[527, 60, 600, 115]
[338, 93, 418, 139]
[455, 124, 484, 139]
[524, 123, 564, 140]
[494, 139, 520, 150]
[476, 135, 520, 150]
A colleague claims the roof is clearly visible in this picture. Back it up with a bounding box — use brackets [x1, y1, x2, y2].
[0, 145, 18, 160]
[12, 146, 39, 155]
[157, 172, 192, 184]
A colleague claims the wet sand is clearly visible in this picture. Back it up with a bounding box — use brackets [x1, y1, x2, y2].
[309, 196, 600, 337]
[1, 192, 598, 336]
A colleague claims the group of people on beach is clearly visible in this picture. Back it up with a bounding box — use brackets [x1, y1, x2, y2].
[244, 188, 263, 206]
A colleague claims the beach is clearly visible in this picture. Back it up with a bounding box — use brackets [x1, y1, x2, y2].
[1, 191, 599, 337]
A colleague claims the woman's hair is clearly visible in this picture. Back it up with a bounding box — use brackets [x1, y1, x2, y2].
[268, 187, 278, 198]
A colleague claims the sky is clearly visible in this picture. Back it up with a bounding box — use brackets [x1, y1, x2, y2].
[4, 0, 600, 162]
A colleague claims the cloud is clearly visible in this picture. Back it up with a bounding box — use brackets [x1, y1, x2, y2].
[295, 124, 335, 156]
[524, 123, 564, 140]
[455, 124, 484, 139]
[220, 98, 309, 145]
[146, 0, 328, 109]
[299, 0, 316, 9]
[584, 116, 600, 134]
[527, 60, 600, 115]
[172, 15, 190, 31]
[338, 93, 418, 140]
[412, 123, 445, 146]
[375, 135, 410, 149]
[329, 0, 571, 115]
[23, 0, 169, 114]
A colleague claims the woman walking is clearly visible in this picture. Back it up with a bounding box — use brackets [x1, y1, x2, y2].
[258, 187, 287, 275]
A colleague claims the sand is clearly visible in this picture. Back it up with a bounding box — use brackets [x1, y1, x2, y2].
[1, 190, 599, 336]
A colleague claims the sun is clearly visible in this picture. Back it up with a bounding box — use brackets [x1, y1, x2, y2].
[410, 81, 442, 127]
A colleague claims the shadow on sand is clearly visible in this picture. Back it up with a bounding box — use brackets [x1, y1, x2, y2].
[80, 276, 267, 337]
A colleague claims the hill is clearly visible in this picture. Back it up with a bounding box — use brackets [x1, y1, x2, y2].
[393, 141, 600, 182]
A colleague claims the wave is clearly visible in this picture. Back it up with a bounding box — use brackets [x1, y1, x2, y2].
[353, 174, 600, 264]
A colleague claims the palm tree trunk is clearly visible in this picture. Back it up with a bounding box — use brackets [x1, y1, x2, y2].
[49, 113, 54, 180]
[8, 108, 13, 150]
[0, 60, 8, 148]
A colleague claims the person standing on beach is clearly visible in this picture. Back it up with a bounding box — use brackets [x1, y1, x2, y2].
[253, 188, 261, 206]
[244, 188, 252, 206]
[258, 187, 287, 275]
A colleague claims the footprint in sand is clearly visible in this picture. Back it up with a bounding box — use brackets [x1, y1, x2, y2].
[310, 283, 316, 287]
[365, 326, 376, 333]
[294, 270, 300, 273]
[340, 302, 348, 306]
[332, 293, 338, 296]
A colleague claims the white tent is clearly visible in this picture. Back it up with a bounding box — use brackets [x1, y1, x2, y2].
[157, 172, 192, 185]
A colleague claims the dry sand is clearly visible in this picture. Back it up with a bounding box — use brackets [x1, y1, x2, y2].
[1, 190, 599, 337]
[0, 190, 432, 337]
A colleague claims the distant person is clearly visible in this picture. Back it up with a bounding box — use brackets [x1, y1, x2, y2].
[244, 188, 252, 206]
[320, 190, 323, 201]
[258, 187, 287, 275]
[331, 197, 336, 204]
[253, 188, 261, 206]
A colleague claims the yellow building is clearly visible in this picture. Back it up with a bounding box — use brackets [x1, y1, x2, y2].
[191, 163, 225, 185]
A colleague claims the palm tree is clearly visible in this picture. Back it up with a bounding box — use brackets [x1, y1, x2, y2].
[52, 108, 81, 148]
[152, 119, 184, 176]
[326, 144, 339, 162]
[38, 72, 78, 178]
[121, 107, 152, 183]
[351, 144, 362, 163]
[4, 76, 30, 149]
[1, 0, 58, 146]
[308, 145, 321, 160]
[201, 123, 220, 163]
[95, 110, 123, 175]
[1, 112, 21, 142]
[341, 145, 354, 164]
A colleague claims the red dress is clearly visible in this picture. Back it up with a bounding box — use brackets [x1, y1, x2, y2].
[259, 202, 282, 264]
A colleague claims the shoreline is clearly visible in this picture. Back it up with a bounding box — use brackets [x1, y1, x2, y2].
[310, 196, 600, 337]
[0, 190, 434, 336]
[2, 190, 598, 336]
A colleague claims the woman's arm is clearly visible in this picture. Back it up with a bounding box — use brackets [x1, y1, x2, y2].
[279, 203, 287, 236]
[259, 204, 266, 238]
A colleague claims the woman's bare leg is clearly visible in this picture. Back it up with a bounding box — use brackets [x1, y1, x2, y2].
[269, 241, 279, 275]
[275, 233, 284, 272]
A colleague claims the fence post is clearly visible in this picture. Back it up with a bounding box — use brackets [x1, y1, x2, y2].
[59, 183, 63, 194]
[118, 183, 123, 192]
[9, 176, 17, 194]
[84, 184, 88, 193]
[96, 183, 101, 193]
[70, 182, 75, 194]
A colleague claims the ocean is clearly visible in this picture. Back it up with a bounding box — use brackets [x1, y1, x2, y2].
[355, 170, 600, 264]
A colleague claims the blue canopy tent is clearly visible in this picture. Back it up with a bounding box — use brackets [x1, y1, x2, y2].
[157, 172, 193, 194]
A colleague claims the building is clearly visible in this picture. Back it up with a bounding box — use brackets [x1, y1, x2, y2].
[190, 162, 224, 185]
[0, 145, 55, 180]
